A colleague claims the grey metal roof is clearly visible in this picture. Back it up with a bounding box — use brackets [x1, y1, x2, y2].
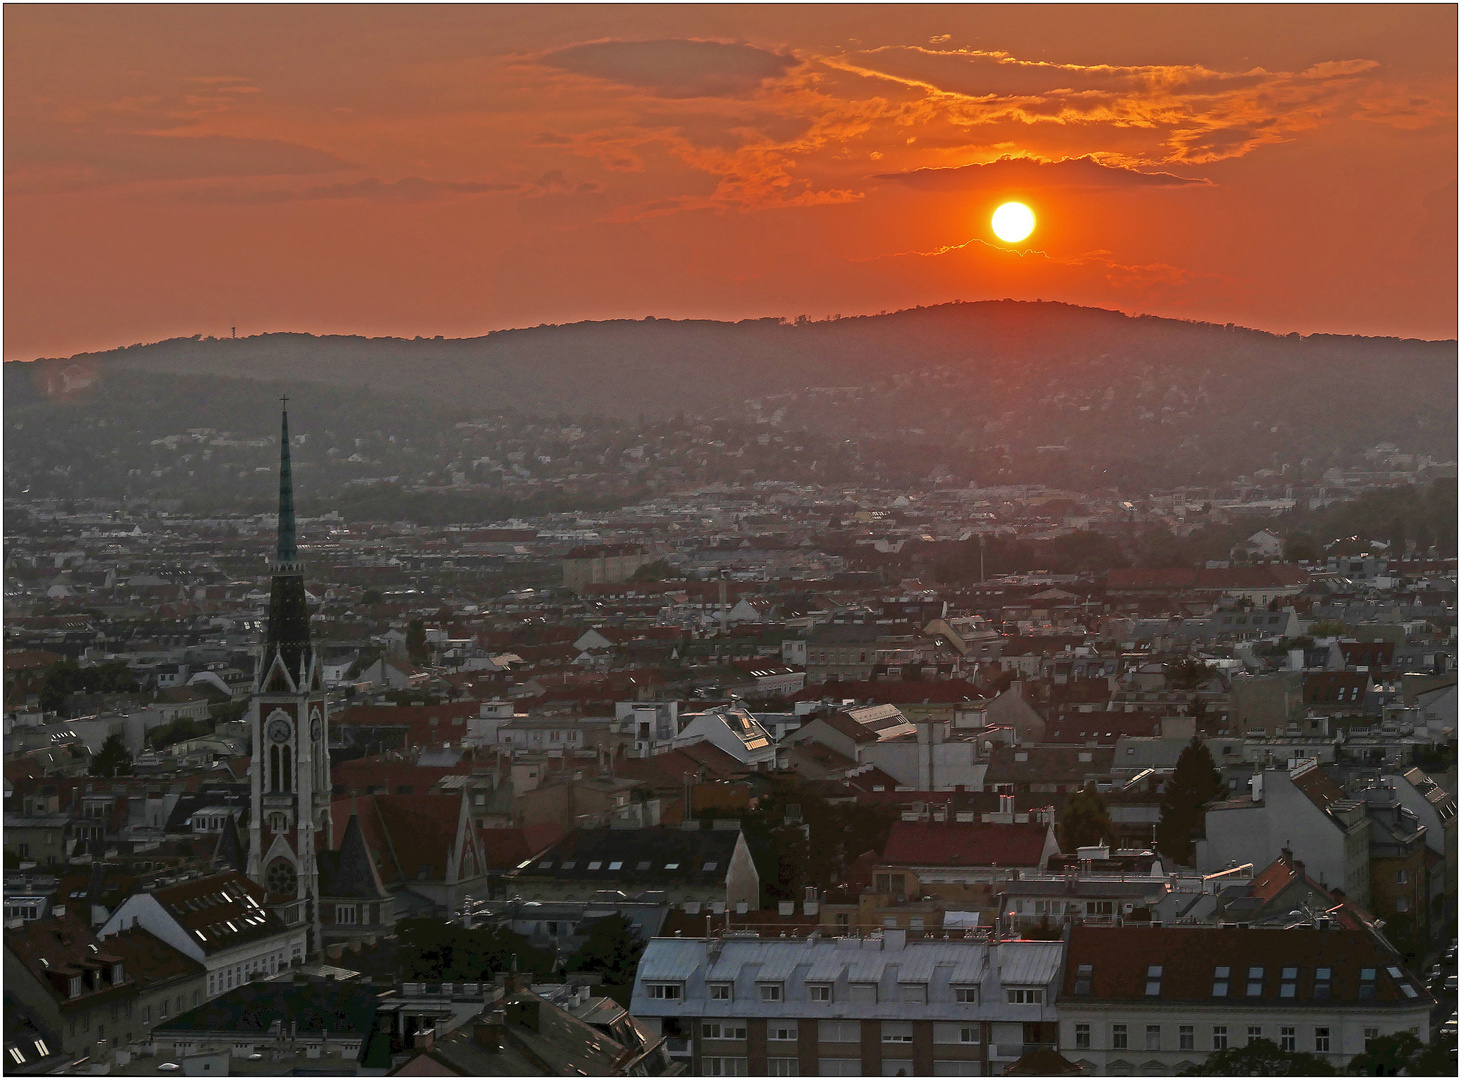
[994, 941, 1064, 986]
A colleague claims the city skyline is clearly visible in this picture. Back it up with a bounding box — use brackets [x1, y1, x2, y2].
[5, 4, 1457, 362]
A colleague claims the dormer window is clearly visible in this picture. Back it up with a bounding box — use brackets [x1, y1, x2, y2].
[1073, 964, 1093, 996]
[1279, 967, 1297, 998]
[1359, 968, 1376, 1000]
[111, 963, 124, 984]
[69, 975, 82, 998]
[1313, 967, 1332, 999]
[1211, 966, 1230, 997]
[759, 983, 783, 1002]
[1145, 965, 1163, 996]
[1245, 966, 1264, 997]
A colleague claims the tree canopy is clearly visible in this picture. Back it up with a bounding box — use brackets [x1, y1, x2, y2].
[38, 658, 139, 714]
[565, 913, 645, 987]
[1178, 1037, 1335, 1076]
[396, 918, 551, 981]
[89, 733, 132, 777]
[1156, 736, 1223, 865]
[1347, 1029, 1456, 1076]
[1058, 783, 1118, 851]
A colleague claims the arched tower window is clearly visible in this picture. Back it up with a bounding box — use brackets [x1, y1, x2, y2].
[281, 745, 292, 793]
[269, 746, 281, 793]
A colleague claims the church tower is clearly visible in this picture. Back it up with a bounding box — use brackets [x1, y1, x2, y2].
[247, 400, 331, 955]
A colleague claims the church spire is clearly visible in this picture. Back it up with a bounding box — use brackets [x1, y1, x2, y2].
[260, 397, 312, 686]
[277, 396, 297, 565]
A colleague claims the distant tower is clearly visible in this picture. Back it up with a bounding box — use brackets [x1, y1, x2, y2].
[247, 398, 330, 956]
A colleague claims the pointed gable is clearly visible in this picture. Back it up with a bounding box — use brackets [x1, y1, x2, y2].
[318, 814, 390, 901]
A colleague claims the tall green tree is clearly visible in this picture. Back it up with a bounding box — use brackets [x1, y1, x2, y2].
[1058, 783, 1118, 851]
[405, 619, 429, 666]
[90, 734, 132, 777]
[1156, 736, 1223, 865]
[1178, 1038, 1334, 1076]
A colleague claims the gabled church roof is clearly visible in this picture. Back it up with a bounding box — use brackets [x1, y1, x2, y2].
[213, 813, 248, 874]
[318, 814, 390, 901]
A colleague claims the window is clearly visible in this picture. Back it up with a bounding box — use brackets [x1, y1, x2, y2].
[1146, 1026, 1161, 1052]
[1246, 966, 1264, 997]
[953, 986, 978, 1004]
[769, 1023, 798, 1041]
[1212, 1027, 1228, 1051]
[1359, 968, 1377, 1000]
[848, 983, 877, 1004]
[1396, 897, 1410, 912]
[932, 1065, 980, 1077]
[703, 1057, 748, 1076]
[335, 904, 357, 924]
[1006, 988, 1043, 1005]
[1075, 1024, 1091, 1050]
[608, 861, 622, 871]
[1314, 966, 1332, 1000]
[899, 983, 926, 1004]
[709, 983, 733, 1001]
[1112, 1024, 1128, 1050]
[646, 983, 682, 1000]
[1145, 965, 1163, 996]
[1212, 966, 1230, 997]
[1246, 1026, 1262, 1046]
[882, 1022, 913, 1044]
[587, 862, 602, 871]
[818, 1021, 859, 1043]
[819, 1060, 860, 1077]
[1280, 965, 1297, 998]
[1315, 1028, 1330, 1053]
[808, 984, 831, 1002]
[143, 1005, 151, 1024]
[1073, 964, 1093, 996]
[1280, 1028, 1295, 1053]
[1396, 869, 1408, 884]
[1179, 1026, 1194, 1051]
[703, 1022, 747, 1040]
[760, 983, 783, 1002]
[934, 1024, 979, 1045]
[769, 1059, 798, 1076]
[1364, 1028, 1379, 1049]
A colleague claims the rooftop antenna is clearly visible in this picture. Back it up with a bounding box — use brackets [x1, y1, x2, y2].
[231, 326, 236, 339]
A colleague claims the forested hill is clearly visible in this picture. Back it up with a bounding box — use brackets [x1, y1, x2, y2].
[9, 300, 1456, 490]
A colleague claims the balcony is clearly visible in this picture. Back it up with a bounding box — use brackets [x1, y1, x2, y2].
[665, 1037, 692, 1057]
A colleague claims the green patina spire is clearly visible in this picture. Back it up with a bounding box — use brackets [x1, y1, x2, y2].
[277, 397, 297, 564]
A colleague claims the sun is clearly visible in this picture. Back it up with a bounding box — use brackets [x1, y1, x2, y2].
[991, 202, 1035, 243]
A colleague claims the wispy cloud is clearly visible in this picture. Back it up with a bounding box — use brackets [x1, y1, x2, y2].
[875, 154, 1211, 191]
[539, 38, 798, 99]
[181, 176, 523, 204]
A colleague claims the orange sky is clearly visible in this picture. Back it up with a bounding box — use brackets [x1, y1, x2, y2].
[5, 4, 1456, 360]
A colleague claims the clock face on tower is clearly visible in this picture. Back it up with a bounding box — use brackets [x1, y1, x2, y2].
[267, 716, 292, 744]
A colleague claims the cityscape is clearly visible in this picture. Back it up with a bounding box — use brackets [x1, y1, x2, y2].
[4, 5, 1457, 1079]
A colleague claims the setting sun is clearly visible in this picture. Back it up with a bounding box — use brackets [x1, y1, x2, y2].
[992, 201, 1036, 243]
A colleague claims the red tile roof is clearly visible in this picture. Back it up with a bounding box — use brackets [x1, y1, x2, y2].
[1064, 924, 1429, 1005]
[478, 824, 564, 872]
[882, 820, 1051, 867]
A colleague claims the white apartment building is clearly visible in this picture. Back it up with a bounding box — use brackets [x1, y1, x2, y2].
[631, 930, 1063, 1076]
